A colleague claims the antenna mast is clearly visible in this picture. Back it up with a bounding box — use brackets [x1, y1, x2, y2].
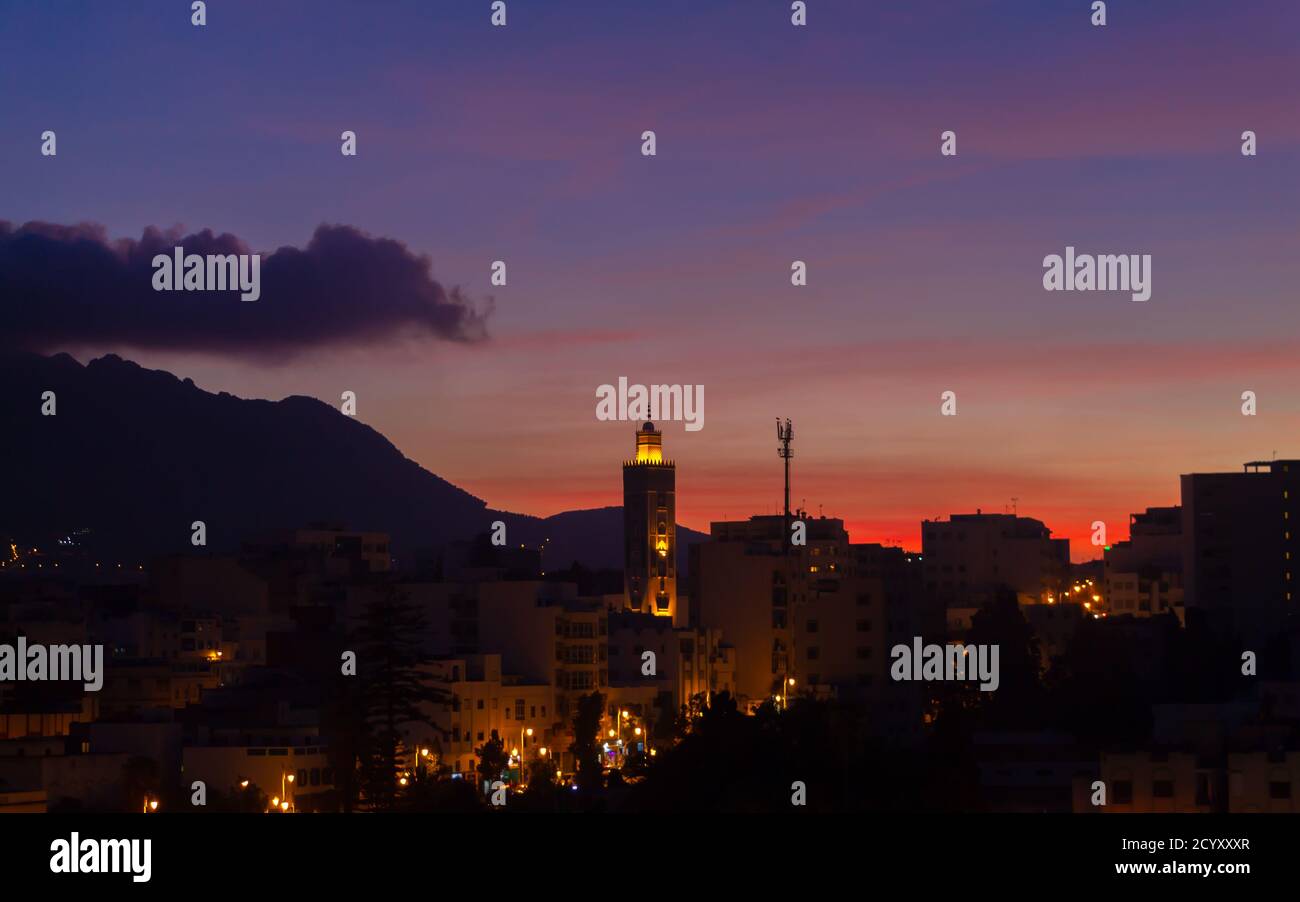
[777, 418, 793, 553]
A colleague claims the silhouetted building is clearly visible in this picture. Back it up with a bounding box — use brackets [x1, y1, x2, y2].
[922, 512, 1069, 631]
[1181, 460, 1299, 640]
[1105, 506, 1183, 620]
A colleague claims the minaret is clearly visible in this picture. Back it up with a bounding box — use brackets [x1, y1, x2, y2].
[623, 421, 676, 619]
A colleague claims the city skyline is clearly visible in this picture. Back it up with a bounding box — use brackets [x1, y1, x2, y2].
[5, 3, 1300, 886]
[2, 0, 1297, 558]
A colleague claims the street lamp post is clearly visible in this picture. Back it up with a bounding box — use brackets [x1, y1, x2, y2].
[281, 770, 295, 812]
[518, 727, 534, 787]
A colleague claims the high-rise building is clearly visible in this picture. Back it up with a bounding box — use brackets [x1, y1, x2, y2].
[623, 421, 677, 621]
[1181, 459, 1299, 640]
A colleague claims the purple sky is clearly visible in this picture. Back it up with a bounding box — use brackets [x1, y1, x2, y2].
[3, 0, 1298, 556]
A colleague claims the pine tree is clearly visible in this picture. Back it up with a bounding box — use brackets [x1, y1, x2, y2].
[351, 585, 445, 810]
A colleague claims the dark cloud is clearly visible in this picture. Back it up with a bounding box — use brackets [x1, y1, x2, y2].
[0, 220, 491, 355]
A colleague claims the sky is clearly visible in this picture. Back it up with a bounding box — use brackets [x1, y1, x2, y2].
[2, 0, 1298, 558]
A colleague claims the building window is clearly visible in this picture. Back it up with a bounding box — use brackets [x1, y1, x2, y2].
[1152, 780, 1174, 798]
[1113, 781, 1133, 804]
[806, 647, 819, 661]
[1269, 781, 1292, 800]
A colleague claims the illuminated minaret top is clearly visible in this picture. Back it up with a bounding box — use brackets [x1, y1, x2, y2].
[623, 422, 677, 620]
[635, 422, 664, 463]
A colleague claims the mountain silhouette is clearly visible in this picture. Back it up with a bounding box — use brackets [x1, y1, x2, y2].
[0, 352, 705, 571]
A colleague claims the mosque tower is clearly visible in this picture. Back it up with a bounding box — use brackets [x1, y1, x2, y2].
[623, 421, 676, 619]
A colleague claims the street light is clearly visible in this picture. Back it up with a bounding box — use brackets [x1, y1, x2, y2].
[280, 770, 296, 812]
[523, 728, 534, 784]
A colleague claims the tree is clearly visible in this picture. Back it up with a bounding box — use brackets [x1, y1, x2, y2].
[208, 782, 269, 813]
[350, 585, 446, 811]
[963, 591, 1044, 729]
[515, 755, 563, 812]
[400, 775, 485, 813]
[476, 735, 509, 789]
[569, 691, 606, 793]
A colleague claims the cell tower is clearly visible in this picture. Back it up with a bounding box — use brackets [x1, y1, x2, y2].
[777, 418, 793, 553]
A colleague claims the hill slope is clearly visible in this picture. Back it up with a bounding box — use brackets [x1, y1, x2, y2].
[0, 352, 707, 571]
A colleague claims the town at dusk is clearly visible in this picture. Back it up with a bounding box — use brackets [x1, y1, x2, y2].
[1, 0, 1295, 887]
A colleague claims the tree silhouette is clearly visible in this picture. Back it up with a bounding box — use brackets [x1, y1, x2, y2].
[476, 734, 509, 789]
[351, 585, 445, 811]
[964, 591, 1044, 729]
[569, 691, 606, 794]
